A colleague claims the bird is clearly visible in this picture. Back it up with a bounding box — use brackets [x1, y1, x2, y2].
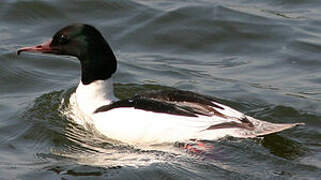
[17, 24, 304, 146]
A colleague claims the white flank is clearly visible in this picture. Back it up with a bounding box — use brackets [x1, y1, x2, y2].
[66, 78, 303, 146]
[92, 107, 232, 145]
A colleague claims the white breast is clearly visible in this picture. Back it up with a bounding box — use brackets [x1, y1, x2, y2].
[75, 79, 118, 115]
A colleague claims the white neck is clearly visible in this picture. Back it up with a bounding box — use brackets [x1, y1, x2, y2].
[75, 78, 118, 115]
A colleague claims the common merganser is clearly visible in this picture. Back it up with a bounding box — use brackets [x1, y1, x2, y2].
[17, 24, 303, 145]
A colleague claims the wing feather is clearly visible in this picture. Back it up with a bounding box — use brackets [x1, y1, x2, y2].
[95, 89, 250, 125]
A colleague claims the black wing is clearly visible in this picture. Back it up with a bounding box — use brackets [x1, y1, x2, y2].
[139, 90, 223, 109]
[95, 89, 256, 130]
[94, 95, 199, 117]
[94, 89, 227, 117]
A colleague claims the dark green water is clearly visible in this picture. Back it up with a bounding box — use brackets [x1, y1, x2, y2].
[1, 0, 321, 179]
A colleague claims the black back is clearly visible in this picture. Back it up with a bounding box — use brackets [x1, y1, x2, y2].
[95, 90, 226, 117]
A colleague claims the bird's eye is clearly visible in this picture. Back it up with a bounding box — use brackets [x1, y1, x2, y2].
[58, 34, 69, 45]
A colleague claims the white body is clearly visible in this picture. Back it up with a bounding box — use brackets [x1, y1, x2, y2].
[69, 79, 301, 146]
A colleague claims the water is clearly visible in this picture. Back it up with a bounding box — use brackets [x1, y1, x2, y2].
[1, 0, 321, 179]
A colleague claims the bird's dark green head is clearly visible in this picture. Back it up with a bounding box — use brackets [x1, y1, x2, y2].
[18, 24, 117, 85]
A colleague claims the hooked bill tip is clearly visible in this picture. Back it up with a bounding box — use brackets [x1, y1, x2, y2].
[17, 49, 22, 55]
